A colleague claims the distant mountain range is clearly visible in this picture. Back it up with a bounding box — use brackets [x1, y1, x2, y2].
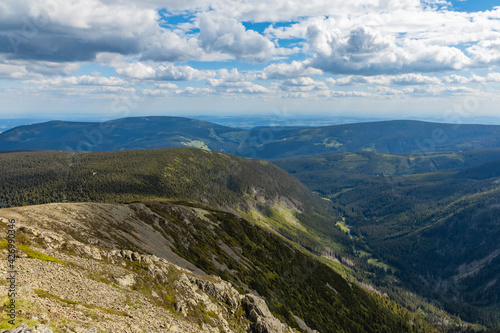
[2, 116, 500, 158]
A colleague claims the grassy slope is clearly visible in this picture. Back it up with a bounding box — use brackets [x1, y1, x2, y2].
[145, 201, 439, 333]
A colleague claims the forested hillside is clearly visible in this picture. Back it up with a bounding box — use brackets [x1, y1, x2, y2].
[273, 150, 500, 328]
[0, 148, 346, 256]
[2, 117, 500, 159]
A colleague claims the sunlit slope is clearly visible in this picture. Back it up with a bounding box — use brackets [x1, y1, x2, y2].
[0, 201, 439, 333]
[0, 148, 345, 253]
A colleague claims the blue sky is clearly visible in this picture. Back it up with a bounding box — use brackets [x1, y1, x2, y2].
[1, 0, 500, 122]
[450, 0, 497, 12]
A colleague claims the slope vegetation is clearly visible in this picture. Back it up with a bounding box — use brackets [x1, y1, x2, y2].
[0, 202, 438, 333]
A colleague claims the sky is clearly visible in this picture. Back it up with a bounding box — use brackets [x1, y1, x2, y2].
[1, 0, 500, 122]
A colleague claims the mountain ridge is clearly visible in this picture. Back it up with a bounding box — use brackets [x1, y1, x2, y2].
[2, 116, 500, 158]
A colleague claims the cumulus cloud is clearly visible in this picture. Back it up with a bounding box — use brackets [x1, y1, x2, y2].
[0, 0, 154, 61]
[280, 77, 328, 92]
[140, 32, 202, 62]
[262, 61, 322, 79]
[442, 72, 500, 84]
[116, 63, 214, 81]
[210, 0, 425, 23]
[0, 1, 276, 63]
[1, 0, 500, 110]
[25, 75, 128, 86]
[197, 12, 275, 62]
[0, 58, 80, 78]
[155, 65, 214, 81]
[154, 82, 179, 89]
[306, 23, 470, 75]
[333, 73, 442, 86]
[0, 0, 498, 74]
[207, 69, 269, 94]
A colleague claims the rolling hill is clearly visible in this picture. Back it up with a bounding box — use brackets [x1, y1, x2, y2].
[2, 117, 500, 158]
[0, 117, 243, 152]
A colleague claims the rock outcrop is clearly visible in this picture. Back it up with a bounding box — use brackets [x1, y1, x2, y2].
[243, 295, 295, 333]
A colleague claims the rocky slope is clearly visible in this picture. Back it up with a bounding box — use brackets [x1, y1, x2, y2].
[0, 202, 437, 333]
[0, 207, 297, 333]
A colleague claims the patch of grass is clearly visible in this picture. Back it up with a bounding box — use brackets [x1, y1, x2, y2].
[367, 259, 398, 273]
[336, 221, 350, 234]
[355, 250, 371, 258]
[0, 298, 42, 330]
[87, 272, 119, 288]
[180, 139, 211, 151]
[17, 245, 65, 265]
[206, 310, 218, 319]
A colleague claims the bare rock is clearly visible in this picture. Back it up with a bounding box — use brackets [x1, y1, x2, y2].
[188, 275, 241, 310]
[31, 325, 53, 333]
[0, 323, 29, 333]
[81, 246, 102, 260]
[115, 274, 136, 287]
[19, 226, 39, 236]
[0, 324, 54, 333]
[243, 295, 294, 333]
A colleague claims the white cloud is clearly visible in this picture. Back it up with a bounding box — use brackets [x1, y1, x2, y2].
[390, 73, 442, 85]
[334, 73, 442, 86]
[0, 62, 38, 79]
[2, 0, 500, 116]
[140, 32, 202, 62]
[155, 82, 179, 89]
[116, 63, 214, 81]
[115, 62, 156, 80]
[468, 39, 500, 65]
[442, 72, 500, 84]
[197, 12, 275, 62]
[209, 80, 269, 94]
[0, 59, 80, 79]
[25, 75, 128, 86]
[262, 61, 322, 79]
[155, 65, 214, 81]
[328, 90, 374, 97]
[306, 23, 471, 75]
[280, 77, 328, 92]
